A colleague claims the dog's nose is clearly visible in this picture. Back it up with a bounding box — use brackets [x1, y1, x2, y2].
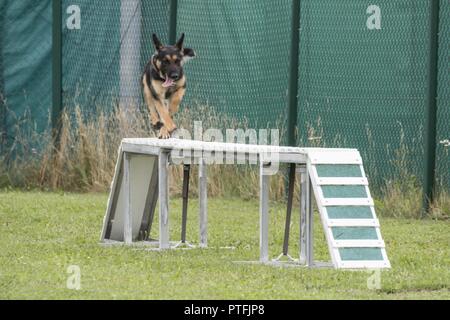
[169, 72, 180, 80]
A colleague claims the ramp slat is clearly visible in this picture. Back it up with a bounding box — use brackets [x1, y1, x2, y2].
[317, 177, 368, 185]
[308, 151, 362, 165]
[333, 240, 385, 248]
[321, 198, 374, 206]
[326, 219, 380, 227]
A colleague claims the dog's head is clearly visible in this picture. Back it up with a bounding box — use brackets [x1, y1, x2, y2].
[151, 33, 196, 87]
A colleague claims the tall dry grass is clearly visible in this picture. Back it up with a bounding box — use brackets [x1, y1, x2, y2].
[375, 128, 423, 218]
[0, 104, 290, 200]
[0, 103, 448, 219]
[297, 118, 448, 220]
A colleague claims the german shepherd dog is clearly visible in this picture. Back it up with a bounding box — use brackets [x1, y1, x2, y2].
[142, 33, 196, 139]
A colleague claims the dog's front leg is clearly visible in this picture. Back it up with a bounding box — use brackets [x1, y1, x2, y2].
[168, 87, 186, 117]
[142, 75, 162, 129]
[153, 98, 177, 139]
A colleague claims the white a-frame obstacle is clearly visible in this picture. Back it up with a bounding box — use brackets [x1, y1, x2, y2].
[100, 138, 390, 269]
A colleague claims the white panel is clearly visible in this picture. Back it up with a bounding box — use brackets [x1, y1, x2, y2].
[332, 240, 385, 248]
[326, 219, 380, 227]
[337, 260, 391, 269]
[317, 177, 368, 186]
[321, 198, 374, 206]
[308, 150, 362, 165]
[109, 154, 157, 241]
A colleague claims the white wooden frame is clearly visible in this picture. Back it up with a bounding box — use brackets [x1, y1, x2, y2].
[100, 138, 390, 269]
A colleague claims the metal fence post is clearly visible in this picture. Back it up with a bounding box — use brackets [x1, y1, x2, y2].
[423, 0, 440, 216]
[287, 0, 301, 148]
[284, 0, 301, 198]
[0, 1, 8, 155]
[52, 0, 63, 148]
[0, 1, 6, 154]
[169, 0, 178, 44]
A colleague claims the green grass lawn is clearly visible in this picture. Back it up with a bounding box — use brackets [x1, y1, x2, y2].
[0, 191, 449, 300]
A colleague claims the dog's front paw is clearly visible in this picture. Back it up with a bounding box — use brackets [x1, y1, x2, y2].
[164, 122, 177, 134]
[158, 126, 172, 139]
[151, 121, 163, 130]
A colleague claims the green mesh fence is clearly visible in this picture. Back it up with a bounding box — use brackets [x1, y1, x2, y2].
[177, 0, 292, 129]
[0, 0, 5, 153]
[1, 1, 449, 192]
[436, 0, 450, 193]
[61, 0, 292, 128]
[297, 0, 430, 188]
[62, 0, 169, 114]
[0, 0, 52, 149]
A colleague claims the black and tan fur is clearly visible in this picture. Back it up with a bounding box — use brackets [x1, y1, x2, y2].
[142, 33, 195, 139]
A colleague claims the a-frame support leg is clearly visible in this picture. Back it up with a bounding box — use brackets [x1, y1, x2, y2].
[199, 158, 208, 248]
[260, 162, 270, 263]
[173, 164, 196, 249]
[123, 152, 133, 245]
[299, 164, 314, 266]
[181, 164, 190, 243]
[273, 163, 298, 262]
[159, 150, 170, 249]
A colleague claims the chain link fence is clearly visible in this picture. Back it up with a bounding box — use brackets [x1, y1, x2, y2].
[436, 1, 450, 191]
[0, 0, 449, 193]
[297, 0, 430, 188]
[0, 0, 52, 150]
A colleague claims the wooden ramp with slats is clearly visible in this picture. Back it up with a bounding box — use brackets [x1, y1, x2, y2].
[307, 150, 390, 269]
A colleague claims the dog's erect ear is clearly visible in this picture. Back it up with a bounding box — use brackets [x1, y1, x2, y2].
[175, 33, 185, 50]
[182, 47, 196, 64]
[152, 33, 163, 51]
